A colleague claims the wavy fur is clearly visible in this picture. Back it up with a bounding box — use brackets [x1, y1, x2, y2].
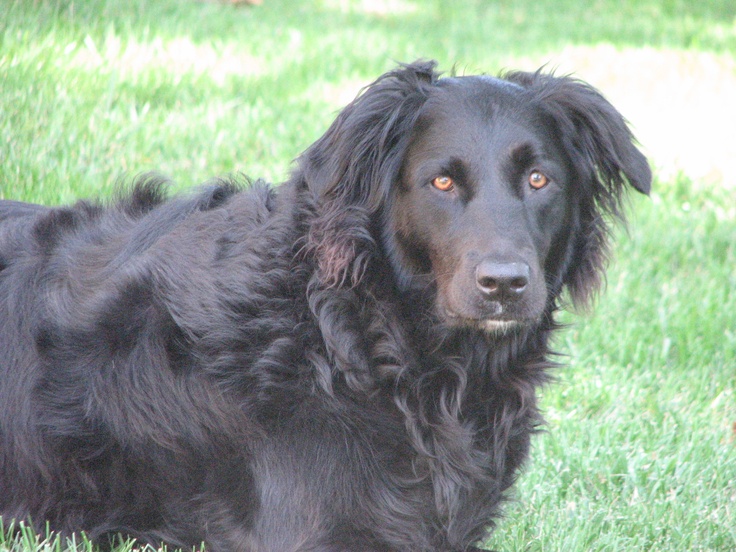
[0, 61, 650, 551]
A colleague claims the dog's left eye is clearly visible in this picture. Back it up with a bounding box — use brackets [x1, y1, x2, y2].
[528, 171, 549, 190]
[432, 176, 455, 192]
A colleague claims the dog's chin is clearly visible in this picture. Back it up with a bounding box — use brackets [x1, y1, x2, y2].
[476, 319, 524, 335]
[442, 311, 527, 336]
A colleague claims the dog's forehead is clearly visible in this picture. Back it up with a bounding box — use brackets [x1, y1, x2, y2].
[438, 74, 526, 98]
[428, 74, 533, 121]
[420, 74, 535, 131]
[472, 74, 526, 92]
[409, 76, 550, 159]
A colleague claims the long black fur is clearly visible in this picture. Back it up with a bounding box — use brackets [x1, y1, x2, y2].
[0, 61, 650, 551]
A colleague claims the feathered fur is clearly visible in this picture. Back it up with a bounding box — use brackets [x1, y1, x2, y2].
[0, 60, 650, 551]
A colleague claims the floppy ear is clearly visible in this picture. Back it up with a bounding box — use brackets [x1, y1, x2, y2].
[299, 60, 439, 287]
[506, 71, 652, 308]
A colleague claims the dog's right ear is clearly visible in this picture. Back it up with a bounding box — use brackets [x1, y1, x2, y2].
[300, 60, 440, 212]
[299, 61, 439, 289]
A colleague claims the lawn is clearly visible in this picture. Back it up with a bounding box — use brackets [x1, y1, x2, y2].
[1, 0, 734, 550]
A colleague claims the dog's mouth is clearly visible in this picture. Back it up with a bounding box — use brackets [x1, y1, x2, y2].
[477, 319, 524, 334]
[443, 309, 526, 335]
[435, 262, 547, 335]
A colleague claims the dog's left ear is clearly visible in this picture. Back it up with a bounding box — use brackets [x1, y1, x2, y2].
[506, 71, 652, 307]
[507, 71, 651, 197]
[299, 61, 439, 287]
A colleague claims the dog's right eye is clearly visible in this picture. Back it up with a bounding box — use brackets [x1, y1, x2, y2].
[432, 176, 455, 192]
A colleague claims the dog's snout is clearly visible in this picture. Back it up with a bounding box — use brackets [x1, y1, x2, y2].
[475, 260, 530, 298]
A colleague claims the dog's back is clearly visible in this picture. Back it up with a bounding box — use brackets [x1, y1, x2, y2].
[0, 178, 282, 545]
[0, 199, 48, 264]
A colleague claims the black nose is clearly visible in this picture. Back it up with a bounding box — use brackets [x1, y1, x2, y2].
[475, 260, 530, 298]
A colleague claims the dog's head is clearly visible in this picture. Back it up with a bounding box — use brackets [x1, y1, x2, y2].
[301, 61, 651, 332]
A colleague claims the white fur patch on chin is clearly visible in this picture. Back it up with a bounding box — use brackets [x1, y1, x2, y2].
[443, 308, 524, 335]
[478, 319, 522, 335]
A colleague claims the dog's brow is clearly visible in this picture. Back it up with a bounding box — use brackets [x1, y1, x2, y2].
[444, 156, 469, 179]
[500, 143, 540, 198]
[509, 143, 537, 167]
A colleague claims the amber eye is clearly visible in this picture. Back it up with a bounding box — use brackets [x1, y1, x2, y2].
[432, 176, 455, 192]
[528, 171, 549, 189]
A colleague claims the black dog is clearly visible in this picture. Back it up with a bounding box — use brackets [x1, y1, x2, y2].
[0, 61, 650, 551]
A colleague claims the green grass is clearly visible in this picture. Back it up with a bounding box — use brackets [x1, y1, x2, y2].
[1, 0, 734, 550]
